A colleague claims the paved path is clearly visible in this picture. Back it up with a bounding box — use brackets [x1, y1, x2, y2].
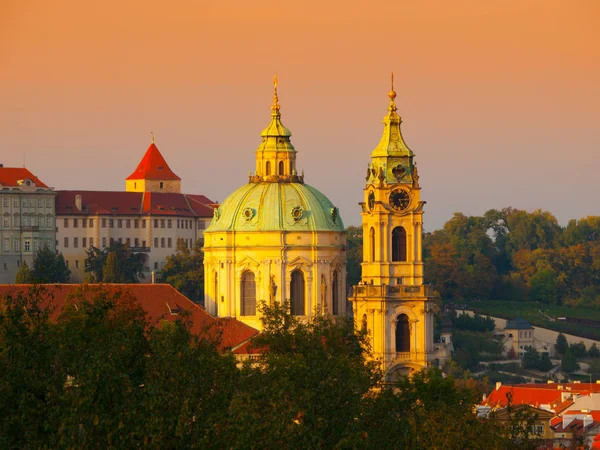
[457, 310, 600, 353]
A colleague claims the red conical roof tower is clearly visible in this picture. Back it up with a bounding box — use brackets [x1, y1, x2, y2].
[126, 135, 181, 193]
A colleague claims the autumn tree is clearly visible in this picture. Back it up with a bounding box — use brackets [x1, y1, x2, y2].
[161, 239, 204, 303]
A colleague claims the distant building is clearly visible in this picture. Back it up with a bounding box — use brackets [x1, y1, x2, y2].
[56, 140, 214, 282]
[0, 167, 56, 283]
[504, 317, 535, 357]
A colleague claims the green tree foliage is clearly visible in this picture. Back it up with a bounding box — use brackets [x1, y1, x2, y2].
[589, 343, 600, 358]
[569, 341, 587, 359]
[31, 246, 71, 283]
[539, 353, 553, 372]
[0, 286, 531, 449]
[14, 247, 71, 284]
[84, 242, 144, 283]
[561, 347, 579, 374]
[530, 269, 558, 304]
[555, 333, 568, 355]
[588, 359, 600, 381]
[452, 312, 495, 332]
[345, 225, 363, 289]
[15, 260, 33, 283]
[161, 239, 204, 303]
[521, 347, 540, 370]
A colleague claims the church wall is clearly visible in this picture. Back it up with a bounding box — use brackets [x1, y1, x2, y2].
[125, 179, 181, 194]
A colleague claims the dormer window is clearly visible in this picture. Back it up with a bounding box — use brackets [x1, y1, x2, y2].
[160, 182, 164, 189]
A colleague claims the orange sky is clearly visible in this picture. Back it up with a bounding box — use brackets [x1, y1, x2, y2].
[1, 0, 599, 229]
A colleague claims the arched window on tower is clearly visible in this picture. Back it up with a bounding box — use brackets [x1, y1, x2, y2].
[332, 270, 339, 315]
[369, 227, 375, 262]
[290, 270, 305, 316]
[214, 272, 218, 307]
[265, 161, 271, 176]
[241, 271, 256, 315]
[279, 161, 284, 176]
[392, 226, 407, 262]
[362, 314, 368, 332]
[395, 314, 410, 353]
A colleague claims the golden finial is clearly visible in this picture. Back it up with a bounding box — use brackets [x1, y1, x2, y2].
[388, 72, 397, 100]
[272, 74, 280, 112]
[151, 132, 155, 144]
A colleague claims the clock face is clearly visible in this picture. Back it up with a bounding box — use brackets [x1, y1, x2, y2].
[368, 191, 375, 211]
[389, 189, 410, 211]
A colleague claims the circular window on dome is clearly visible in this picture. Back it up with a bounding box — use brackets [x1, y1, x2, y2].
[243, 207, 255, 221]
[291, 206, 303, 221]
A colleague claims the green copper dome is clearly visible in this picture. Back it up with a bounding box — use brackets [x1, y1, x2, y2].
[207, 182, 344, 233]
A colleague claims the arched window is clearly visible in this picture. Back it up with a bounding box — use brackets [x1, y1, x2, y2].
[332, 270, 339, 315]
[392, 226, 407, 261]
[396, 314, 410, 352]
[214, 272, 218, 307]
[290, 270, 305, 316]
[361, 314, 368, 332]
[278, 161, 284, 175]
[241, 271, 256, 316]
[266, 161, 271, 176]
[369, 227, 375, 262]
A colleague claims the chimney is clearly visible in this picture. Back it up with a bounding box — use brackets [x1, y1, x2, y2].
[75, 194, 82, 211]
[496, 382, 502, 391]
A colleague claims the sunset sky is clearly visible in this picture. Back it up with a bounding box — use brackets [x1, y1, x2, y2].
[1, 0, 599, 230]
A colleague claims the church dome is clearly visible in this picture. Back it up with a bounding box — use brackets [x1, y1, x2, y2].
[207, 182, 344, 233]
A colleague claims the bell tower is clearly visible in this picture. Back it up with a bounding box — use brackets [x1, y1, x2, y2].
[350, 75, 435, 381]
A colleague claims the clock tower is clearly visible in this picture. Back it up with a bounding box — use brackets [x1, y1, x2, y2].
[350, 76, 435, 381]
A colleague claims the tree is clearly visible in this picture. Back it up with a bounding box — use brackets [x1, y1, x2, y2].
[561, 347, 579, 374]
[345, 225, 363, 289]
[570, 342, 587, 360]
[522, 347, 540, 370]
[162, 239, 204, 303]
[29, 246, 71, 283]
[538, 353, 553, 372]
[589, 343, 600, 358]
[84, 243, 144, 283]
[588, 359, 600, 382]
[15, 261, 33, 283]
[555, 334, 568, 355]
[530, 269, 558, 304]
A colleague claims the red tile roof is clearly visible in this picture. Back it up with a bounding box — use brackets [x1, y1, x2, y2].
[484, 383, 600, 410]
[0, 284, 258, 352]
[0, 167, 48, 188]
[56, 190, 215, 217]
[126, 143, 181, 181]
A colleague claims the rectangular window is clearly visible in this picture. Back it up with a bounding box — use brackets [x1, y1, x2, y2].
[14, 216, 20, 227]
[168, 219, 172, 229]
[3, 217, 8, 228]
[30, 198, 34, 207]
[154, 262, 158, 269]
[126, 238, 131, 246]
[14, 240, 20, 252]
[89, 219, 94, 228]
[118, 238, 122, 244]
[13, 199, 18, 207]
[2, 198, 7, 207]
[126, 219, 131, 228]
[142, 219, 146, 228]
[65, 260, 69, 268]
[75, 260, 79, 269]
[82, 218, 87, 228]
[177, 219, 180, 229]
[198, 220, 205, 229]
[154, 237, 158, 248]
[134, 238, 139, 247]
[168, 238, 172, 248]
[46, 217, 52, 227]
[24, 240, 31, 252]
[64, 218, 69, 228]
[102, 218, 107, 228]
[34, 240, 39, 252]
[109, 219, 114, 228]
[46, 198, 51, 207]
[134, 219, 139, 228]
[38, 198, 42, 208]
[64, 237, 68, 248]
[102, 237, 107, 248]
[3, 238, 9, 252]
[154, 219, 159, 228]
[90, 237, 94, 247]
[142, 240, 146, 247]
[23, 216, 29, 227]
[73, 218, 78, 228]
[110, 238, 114, 246]
[118, 219, 123, 228]
[161, 237, 165, 248]
[82, 237, 87, 248]
[32, 216, 37, 227]
[74, 237, 79, 248]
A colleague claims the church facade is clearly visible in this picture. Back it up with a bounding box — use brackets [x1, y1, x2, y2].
[203, 79, 347, 331]
[350, 79, 436, 380]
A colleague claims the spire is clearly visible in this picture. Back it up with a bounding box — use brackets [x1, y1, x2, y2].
[272, 74, 280, 113]
[370, 74, 413, 158]
[151, 131, 155, 144]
